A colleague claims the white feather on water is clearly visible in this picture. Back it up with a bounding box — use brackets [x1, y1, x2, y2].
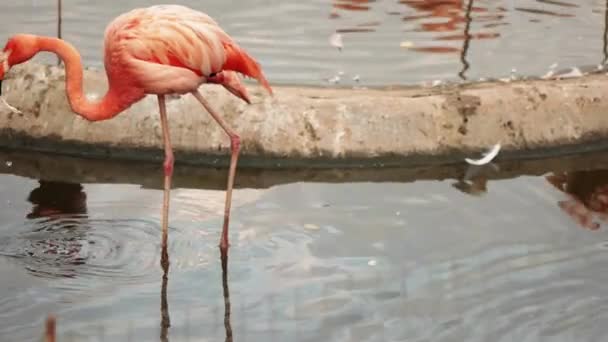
[465, 143, 501, 166]
[329, 32, 343, 50]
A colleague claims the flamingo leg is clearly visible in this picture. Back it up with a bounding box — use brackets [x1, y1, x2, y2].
[158, 95, 173, 266]
[192, 90, 240, 254]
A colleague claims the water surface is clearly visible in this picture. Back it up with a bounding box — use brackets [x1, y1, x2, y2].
[2, 1, 608, 341]
[2, 149, 608, 341]
[1, 0, 607, 85]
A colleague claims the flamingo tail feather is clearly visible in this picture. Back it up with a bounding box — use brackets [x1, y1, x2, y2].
[223, 43, 273, 95]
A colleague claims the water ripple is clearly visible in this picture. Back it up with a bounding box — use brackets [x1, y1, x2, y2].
[379, 240, 608, 341]
[0, 216, 164, 286]
[1, 0, 605, 85]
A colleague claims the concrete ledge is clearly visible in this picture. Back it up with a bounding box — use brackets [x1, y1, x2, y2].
[2, 62, 608, 168]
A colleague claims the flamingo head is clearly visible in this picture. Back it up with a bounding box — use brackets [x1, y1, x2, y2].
[208, 71, 252, 104]
[0, 34, 40, 95]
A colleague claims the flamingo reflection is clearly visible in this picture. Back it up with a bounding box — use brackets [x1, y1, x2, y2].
[333, 0, 374, 11]
[22, 181, 89, 277]
[401, 0, 500, 48]
[546, 170, 608, 230]
[27, 181, 87, 219]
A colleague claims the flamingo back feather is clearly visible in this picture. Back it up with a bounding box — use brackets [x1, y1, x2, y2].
[103, 5, 272, 96]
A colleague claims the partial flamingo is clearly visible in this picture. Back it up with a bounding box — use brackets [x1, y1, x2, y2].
[546, 171, 608, 230]
[0, 5, 273, 256]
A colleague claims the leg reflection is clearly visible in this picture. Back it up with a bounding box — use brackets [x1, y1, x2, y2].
[160, 244, 171, 342]
[458, 0, 474, 80]
[44, 314, 56, 342]
[221, 250, 233, 342]
[451, 163, 497, 196]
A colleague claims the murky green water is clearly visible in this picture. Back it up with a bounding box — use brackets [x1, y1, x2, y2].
[2, 0, 608, 341]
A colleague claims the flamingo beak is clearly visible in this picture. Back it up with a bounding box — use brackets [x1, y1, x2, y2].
[210, 71, 252, 104]
[222, 81, 251, 104]
[0, 80, 3, 96]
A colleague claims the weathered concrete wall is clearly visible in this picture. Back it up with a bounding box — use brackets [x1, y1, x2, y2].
[2, 62, 608, 168]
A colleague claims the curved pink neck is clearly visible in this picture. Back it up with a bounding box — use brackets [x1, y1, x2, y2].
[36, 36, 143, 121]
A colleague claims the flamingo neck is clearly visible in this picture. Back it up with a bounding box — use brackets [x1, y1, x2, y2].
[36, 36, 144, 121]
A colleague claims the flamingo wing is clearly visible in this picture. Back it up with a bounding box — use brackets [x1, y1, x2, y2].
[104, 5, 272, 96]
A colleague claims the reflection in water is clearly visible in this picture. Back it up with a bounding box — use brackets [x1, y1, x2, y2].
[333, 0, 374, 11]
[452, 176, 488, 196]
[459, 0, 474, 79]
[403, 0, 471, 33]
[160, 244, 170, 342]
[57, 0, 62, 39]
[45, 315, 56, 342]
[15, 181, 90, 278]
[27, 181, 87, 219]
[56, 0, 62, 65]
[603, 0, 608, 65]
[221, 251, 233, 342]
[401, 0, 501, 52]
[157, 232, 232, 342]
[331, 0, 380, 35]
[546, 170, 608, 230]
[1, 0, 604, 86]
[536, 0, 578, 7]
[399, 0, 504, 79]
[6, 154, 608, 340]
[451, 163, 498, 196]
[515, 6, 574, 17]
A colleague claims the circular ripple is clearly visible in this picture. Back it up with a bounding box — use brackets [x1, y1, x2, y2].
[0, 215, 167, 285]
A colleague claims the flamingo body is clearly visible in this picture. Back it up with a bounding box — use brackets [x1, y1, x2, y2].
[104, 5, 271, 100]
[0, 5, 273, 256]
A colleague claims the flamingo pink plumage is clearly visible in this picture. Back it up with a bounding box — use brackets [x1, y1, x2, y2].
[0, 5, 273, 256]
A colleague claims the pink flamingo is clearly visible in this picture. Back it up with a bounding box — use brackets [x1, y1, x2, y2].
[0, 5, 273, 255]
